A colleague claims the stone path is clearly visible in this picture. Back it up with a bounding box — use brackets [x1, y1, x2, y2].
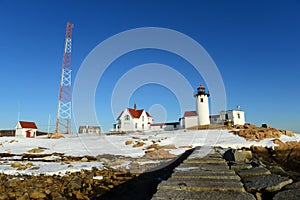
[152, 148, 255, 200]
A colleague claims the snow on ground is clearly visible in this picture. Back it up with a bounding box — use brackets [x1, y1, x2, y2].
[1, 130, 300, 157]
[0, 161, 104, 176]
[1, 130, 299, 176]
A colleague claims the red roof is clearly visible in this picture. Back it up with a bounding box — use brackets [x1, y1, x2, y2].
[117, 107, 152, 119]
[19, 121, 37, 129]
[128, 108, 144, 118]
[184, 111, 197, 117]
[146, 112, 152, 117]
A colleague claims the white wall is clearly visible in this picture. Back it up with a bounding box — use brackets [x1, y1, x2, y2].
[232, 110, 245, 125]
[196, 94, 210, 125]
[184, 116, 198, 129]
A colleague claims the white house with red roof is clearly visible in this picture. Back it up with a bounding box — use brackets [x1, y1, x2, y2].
[114, 104, 153, 132]
[15, 121, 38, 138]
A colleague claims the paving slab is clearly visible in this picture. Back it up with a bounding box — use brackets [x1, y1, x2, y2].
[158, 178, 245, 192]
[152, 190, 256, 200]
[178, 163, 230, 171]
[237, 167, 271, 178]
[171, 173, 241, 180]
[173, 168, 236, 175]
[184, 158, 227, 164]
[230, 163, 253, 171]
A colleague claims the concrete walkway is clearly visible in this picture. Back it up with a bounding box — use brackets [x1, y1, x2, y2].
[152, 148, 256, 200]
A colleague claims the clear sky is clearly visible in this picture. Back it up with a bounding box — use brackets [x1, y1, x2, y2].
[0, 0, 299, 133]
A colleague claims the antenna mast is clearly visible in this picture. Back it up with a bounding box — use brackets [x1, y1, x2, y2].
[55, 22, 73, 137]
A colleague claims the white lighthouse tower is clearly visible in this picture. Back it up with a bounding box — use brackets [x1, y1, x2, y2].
[194, 84, 210, 126]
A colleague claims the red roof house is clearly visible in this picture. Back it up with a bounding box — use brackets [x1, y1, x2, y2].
[15, 121, 38, 138]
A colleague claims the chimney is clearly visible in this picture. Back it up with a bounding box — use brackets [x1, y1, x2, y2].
[134, 104, 137, 111]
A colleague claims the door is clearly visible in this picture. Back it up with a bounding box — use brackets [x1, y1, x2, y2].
[26, 131, 31, 138]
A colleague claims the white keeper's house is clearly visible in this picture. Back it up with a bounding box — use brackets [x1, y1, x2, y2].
[114, 104, 153, 132]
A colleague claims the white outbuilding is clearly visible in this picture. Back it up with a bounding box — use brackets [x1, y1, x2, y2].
[217, 110, 245, 125]
[15, 121, 38, 138]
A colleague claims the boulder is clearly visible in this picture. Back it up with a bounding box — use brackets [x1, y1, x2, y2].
[29, 191, 46, 199]
[285, 181, 300, 189]
[11, 162, 22, 168]
[285, 130, 294, 137]
[68, 176, 82, 190]
[234, 149, 252, 162]
[243, 174, 292, 192]
[132, 141, 145, 148]
[223, 149, 235, 162]
[4, 178, 20, 188]
[81, 157, 88, 162]
[125, 140, 133, 145]
[144, 149, 176, 159]
[273, 189, 300, 200]
[280, 130, 294, 137]
[27, 148, 45, 153]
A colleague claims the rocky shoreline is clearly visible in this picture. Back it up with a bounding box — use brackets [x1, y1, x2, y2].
[222, 147, 300, 199]
[0, 167, 136, 200]
[1, 145, 299, 200]
[0, 126, 299, 199]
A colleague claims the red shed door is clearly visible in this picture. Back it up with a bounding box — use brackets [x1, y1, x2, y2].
[26, 131, 31, 138]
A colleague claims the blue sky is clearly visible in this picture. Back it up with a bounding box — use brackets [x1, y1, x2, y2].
[0, 0, 299, 133]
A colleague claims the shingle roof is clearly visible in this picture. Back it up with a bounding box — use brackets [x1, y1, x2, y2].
[146, 112, 152, 117]
[19, 121, 38, 129]
[117, 108, 152, 120]
[128, 108, 144, 118]
[184, 111, 197, 117]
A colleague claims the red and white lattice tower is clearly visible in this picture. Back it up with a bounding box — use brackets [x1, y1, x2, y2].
[55, 22, 73, 136]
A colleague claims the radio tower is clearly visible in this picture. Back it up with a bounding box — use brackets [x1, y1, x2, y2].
[55, 22, 73, 137]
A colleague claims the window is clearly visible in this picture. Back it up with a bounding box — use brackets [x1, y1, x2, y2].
[142, 116, 144, 121]
[214, 118, 217, 121]
[135, 123, 137, 128]
[200, 98, 203, 103]
[142, 124, 144, 129]
[237, 113, 240, 119]
[125, 115, 130, 120]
